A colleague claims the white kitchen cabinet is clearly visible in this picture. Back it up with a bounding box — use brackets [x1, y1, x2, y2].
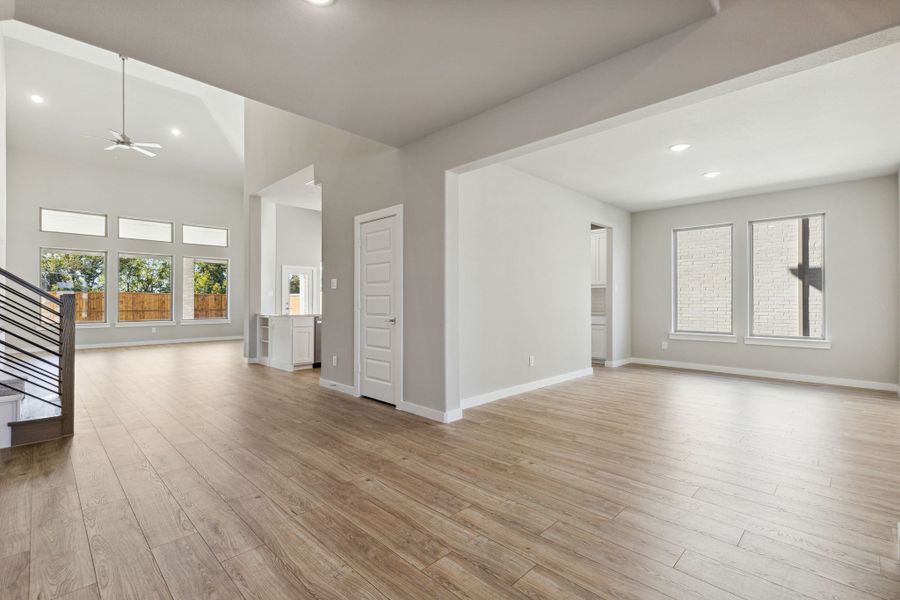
[262, 315, 316, 371]
[591, 229, 607, 287]
[591, 317, 607, 361]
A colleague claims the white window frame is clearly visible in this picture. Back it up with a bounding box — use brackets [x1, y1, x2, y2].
[182, 223, 229, 248]
[671, 223, 735, 342]
[116, 251, 175, 326]
[117, 216, 174, 243]
[39, 247, 109, 328]
[39, 208, 108, 238]
[280, 264, 318, 316]
[747, 213, 828, 348]
[181, 256, 231, 324]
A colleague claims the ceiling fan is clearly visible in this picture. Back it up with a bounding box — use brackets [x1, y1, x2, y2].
[98, 56, 162, 157]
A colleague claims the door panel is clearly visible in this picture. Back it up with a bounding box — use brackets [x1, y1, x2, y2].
[359, 214, 400, 404]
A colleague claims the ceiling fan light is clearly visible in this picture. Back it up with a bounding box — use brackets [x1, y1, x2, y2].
[30, 94, 45, 104]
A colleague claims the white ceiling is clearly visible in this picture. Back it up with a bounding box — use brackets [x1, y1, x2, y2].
[257, 165, 322, 212]
[11, 0, 716, 147]
[3, 22, 244, 188]
[507, 41, 900, 212]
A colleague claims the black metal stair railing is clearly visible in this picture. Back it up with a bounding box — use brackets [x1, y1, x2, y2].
[0, 267, 75, 439]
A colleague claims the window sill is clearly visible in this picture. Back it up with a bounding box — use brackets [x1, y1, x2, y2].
[115, 321, 176, 328]
[669, 332, 737, 343]
[180, 319, 231, 326]
[76, 322, 110, 329]
[745, 336, 831, 349]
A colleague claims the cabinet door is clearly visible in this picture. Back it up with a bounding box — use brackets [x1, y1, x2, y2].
[591, 325, 607, 360]
[292, 325, 315, 365]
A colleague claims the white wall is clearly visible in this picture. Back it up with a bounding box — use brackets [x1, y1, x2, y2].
[275, 204, 321, 288]
[631, 176, 899, 387]
[458, 164, 630, 402]
[7, 149, 244, 347]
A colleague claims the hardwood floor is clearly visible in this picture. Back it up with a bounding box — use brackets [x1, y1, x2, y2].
[2, 340, 899, 599]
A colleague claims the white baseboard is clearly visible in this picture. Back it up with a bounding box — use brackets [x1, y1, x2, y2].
[461, 367, 595, 410]
[629, 358, 898, 392]
[319, 378, 360, 397]
[76, 335, 243, 350]
[398, 401, 463, 424]
[604, 358, 633, 368]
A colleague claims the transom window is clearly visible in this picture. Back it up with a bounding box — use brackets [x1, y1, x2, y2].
[673, 224, 733, 334]
[40, 209, 107, 237]
[118, 217, 173, 242]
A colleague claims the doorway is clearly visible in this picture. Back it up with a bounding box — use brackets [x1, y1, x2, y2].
[590, 224, 611, 366]
[354, 205, 403, 406]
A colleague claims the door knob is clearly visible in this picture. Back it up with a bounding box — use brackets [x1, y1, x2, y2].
[386, 317, 397, 324]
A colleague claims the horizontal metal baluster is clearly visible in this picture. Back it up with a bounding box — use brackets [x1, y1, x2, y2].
[0, 312, 61, 347]
[0, 366, 59, 396]
[0, 295, 61, 333]
[0, 380, 61, 408]
[0, 354, 60, 387]
[0, 338, 61, 369]
[0, 326, 61, 357]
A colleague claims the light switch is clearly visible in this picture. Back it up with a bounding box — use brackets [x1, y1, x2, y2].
[330, 278, 338, 290]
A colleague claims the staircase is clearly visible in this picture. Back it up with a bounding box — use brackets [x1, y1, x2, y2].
[0, 267, 75, 448]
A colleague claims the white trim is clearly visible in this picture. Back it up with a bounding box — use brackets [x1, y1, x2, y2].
[398, 401, 462, 424]
[605, 358, 633, 368]
[669, 332, 737, 343]
[76, 335, 243, 350]
[745, 336, 831, 349]
[354, 204, 403, 405]
[180, 319, 232, 326]
[461, 368, 594, 410]
[319, 378, 361, 397]
[629, 358, 896, 392]
[115, 321, 176, 328]
[76, 322, 110, 329]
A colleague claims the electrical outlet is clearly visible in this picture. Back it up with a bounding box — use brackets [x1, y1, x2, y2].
[151, 327, 157, 334]
[529, 355, 535, 367]
[330, 278, 338, 290]
[661, 341, 668, 350]
[332, 355, 338, 367]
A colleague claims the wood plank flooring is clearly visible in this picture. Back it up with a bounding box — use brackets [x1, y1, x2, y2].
[1, 340, 899, 599]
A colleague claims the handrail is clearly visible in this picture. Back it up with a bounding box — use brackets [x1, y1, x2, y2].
[0, 266, 61, 305]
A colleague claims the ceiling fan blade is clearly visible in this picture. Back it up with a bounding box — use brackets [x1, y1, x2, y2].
[104, 145, 119, 151]
[109, 130, 122, 139]
[133, 143, 162, 148]
[131, 145, 156, 157]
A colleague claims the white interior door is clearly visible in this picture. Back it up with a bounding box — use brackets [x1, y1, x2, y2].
[358, 212, 401, 404]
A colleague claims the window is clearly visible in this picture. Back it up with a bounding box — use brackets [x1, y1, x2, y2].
[673, 225, 732, 334]
[40, 209, 107, 237]
[182, 257, 229, 321]
[183, 224, 228, 247]
[282, 265, 316, 315]
[118, 217, 173, 242]
[39, 249, 107, 323]
[750, 215, 824, 339]
[118, 253, 173, 322]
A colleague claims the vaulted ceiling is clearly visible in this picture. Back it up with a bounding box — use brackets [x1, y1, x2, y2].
[10, 0, 716, 147]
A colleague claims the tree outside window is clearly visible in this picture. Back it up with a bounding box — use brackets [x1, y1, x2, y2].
[40, 250, 107, 322]
[183, 258, 228, 320]
[118, 254, 173, 322]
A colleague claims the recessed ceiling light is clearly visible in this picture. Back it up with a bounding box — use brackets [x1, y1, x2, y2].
[30, 94, 45, 104]
[703, 171, 721, 179]
[669, 143, 691, 153]
[170, 128, 182, 136]
[304, 0, 336, 5]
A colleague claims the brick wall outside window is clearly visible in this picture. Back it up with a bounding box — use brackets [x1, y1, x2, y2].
[751, 215, 824, 338]
[674, 225, 732, 333]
